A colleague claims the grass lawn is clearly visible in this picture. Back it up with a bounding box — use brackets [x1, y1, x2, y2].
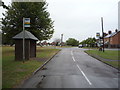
[83, 47, 98, 49]
[85, 50, 120, 68]
[56, 46, 77, 48]
[2, 46, 60, 88]
[44, 46, 76, 48]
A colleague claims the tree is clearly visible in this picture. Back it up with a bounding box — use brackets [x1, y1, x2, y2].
[2, 2, 54, 45]
[80, 37, 96, 47]
[2, 2, 9, 9]
[0, 0, 9, 9]
[66, 38, 79, 46]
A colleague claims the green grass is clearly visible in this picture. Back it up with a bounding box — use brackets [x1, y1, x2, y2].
[86, 50, 119, 60]
[36, 47, 60, 58]
[102, 61, 119, 68]
[85, 50, 120, 68]
[43, 46, 76, 49]
[83, 47, 98, 49]
[56, 46, 76, 48]
[2, 46, 60, 88]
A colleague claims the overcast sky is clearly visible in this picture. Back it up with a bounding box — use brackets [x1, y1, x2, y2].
[0, 0, 119, 42]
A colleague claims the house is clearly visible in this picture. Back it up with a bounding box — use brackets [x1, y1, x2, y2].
[104, 29, 120, 48]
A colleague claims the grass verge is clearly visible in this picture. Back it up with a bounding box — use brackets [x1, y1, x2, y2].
[2, 46, 60, 88]
[82, 47, 98, 49]
[85, 50, 120, 69]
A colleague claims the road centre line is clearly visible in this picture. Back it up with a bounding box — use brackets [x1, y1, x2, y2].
[76, 64, 92, 85]
[71, 51, 92, 85]
[71, 51, 73, 56]
[72, 56, 76, 62]
[71, 51, 76, 62]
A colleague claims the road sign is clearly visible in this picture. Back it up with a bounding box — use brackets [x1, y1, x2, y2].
[96, 32, 100, 38]
[24, 18, 30, 27]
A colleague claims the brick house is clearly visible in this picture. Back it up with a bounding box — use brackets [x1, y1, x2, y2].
[104, 30, 120, 48]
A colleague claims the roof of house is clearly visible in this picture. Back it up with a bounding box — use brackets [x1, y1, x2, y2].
[104, 31, 120, 38]
[13, 30, 38, 41]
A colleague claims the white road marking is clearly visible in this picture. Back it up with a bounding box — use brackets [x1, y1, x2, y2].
[76, 64, 92, 85]
[71, 51, 92, 85]
[71, 51, 76, 62]
[72, 56, 76, 62]
[71, 51, 73, 56]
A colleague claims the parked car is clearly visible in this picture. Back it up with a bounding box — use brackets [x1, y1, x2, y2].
[78, 44, 83, 48]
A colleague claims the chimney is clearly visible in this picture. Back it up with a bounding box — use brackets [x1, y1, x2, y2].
[108, 31, 112, 34]
[115, 29, 118, 32]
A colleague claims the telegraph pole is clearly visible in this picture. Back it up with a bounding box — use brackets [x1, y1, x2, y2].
[61, 34, 63, 47]
[23, 17, 25, 63]
[101, 17, 104, 52]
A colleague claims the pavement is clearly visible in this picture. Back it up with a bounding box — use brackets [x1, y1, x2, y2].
[104, 48, 120, 51]
[20, 47, 119, 88]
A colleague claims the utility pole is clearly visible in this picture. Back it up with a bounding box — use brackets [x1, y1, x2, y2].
[61, 34, 63, 47]
[101, 17, 104, 52]
[23, 17, 25, 63]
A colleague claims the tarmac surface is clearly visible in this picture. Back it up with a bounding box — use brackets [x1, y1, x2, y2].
[20, 47, 119, 88]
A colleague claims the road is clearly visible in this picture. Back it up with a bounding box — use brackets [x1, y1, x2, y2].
[21, 47, 119, 88]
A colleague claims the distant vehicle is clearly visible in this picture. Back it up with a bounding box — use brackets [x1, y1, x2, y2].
[78, 44, 83, 48]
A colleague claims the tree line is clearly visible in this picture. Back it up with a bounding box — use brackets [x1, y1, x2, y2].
[80, 37, 96, 47]
[2, 1, 54, 45]
[65, 37, 96, 47]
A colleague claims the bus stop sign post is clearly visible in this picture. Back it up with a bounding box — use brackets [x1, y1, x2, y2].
[23, 18, 30, 63]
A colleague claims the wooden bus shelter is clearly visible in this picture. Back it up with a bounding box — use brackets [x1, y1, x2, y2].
[13, 30, 38, 60]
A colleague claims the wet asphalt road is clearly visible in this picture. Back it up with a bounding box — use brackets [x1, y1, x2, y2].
[21, 47, 119, 88]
